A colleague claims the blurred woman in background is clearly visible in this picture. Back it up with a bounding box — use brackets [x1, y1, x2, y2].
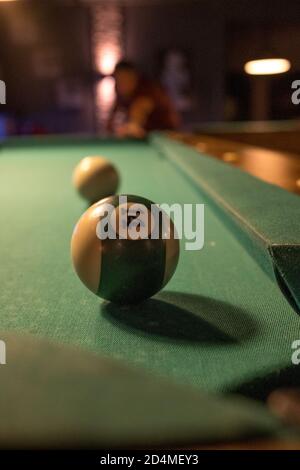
[108, 61, 180, 138]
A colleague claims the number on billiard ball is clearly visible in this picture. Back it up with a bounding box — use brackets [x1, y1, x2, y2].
[71, 195, 180, 305]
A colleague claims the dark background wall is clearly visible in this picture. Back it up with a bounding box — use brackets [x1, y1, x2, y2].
[124, 0, 300, 124]
[0, 0, 93, 133]
[0, 0, 300, 134]
[125, 1, 225, 120]
[124, 0, 225, 122]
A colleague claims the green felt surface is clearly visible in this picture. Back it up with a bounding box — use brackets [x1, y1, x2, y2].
[0, 136, 299, 395]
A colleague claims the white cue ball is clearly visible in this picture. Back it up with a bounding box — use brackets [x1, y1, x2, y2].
[73, 156, 119, 203]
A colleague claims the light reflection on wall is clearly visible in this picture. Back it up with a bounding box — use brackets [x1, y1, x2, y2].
[96, 47, 120, 76]
[95, 77, 116, 131]
[91, 3, 123, 131]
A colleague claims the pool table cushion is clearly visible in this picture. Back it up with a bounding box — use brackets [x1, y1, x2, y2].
[0, 331, 291, 448]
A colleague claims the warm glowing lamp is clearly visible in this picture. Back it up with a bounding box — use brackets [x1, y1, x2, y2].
[244, 58, 291, 75]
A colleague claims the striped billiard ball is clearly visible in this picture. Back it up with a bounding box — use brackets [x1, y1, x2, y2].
[71, 195, 180, 305]
[73, 156, 119, 204]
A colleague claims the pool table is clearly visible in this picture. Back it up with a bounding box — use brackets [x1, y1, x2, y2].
[0, 133, 300, 449]
[194, 119, 300, 154]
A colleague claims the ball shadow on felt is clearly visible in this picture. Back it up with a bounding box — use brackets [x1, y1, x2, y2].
[101, 291, 257, 345]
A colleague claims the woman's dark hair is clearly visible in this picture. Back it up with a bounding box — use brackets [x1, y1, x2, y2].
[113, 60, 138, 75]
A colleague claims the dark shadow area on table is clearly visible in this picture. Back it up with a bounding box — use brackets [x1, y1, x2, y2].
[101, 291, 257, 345]
[231, 365, 300, 402]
